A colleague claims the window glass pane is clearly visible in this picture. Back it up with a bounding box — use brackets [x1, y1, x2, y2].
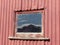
[17, 13, 42, 32]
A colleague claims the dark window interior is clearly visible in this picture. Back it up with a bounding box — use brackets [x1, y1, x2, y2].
[16, 12, 42, 33]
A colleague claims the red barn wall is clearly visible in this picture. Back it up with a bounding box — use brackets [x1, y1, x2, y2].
[0, 0, 60, 45]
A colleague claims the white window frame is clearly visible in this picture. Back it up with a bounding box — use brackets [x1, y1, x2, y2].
[15, 10, 44, 39]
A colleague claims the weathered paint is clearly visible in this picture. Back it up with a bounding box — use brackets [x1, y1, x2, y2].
[0, 0, 60, 45]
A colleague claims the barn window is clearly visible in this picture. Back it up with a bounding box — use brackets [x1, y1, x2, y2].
[15, 11, 44, 39]
[8, 10, 49, 40]
[16, 13, 42, 33]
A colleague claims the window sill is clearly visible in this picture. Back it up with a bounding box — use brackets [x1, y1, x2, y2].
[8, 37, 50, 41]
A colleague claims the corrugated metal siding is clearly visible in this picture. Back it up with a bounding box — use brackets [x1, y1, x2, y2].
[0, 0, 60, 45]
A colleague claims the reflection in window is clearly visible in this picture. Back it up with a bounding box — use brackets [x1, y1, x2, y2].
[16, 13, 42, 33]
